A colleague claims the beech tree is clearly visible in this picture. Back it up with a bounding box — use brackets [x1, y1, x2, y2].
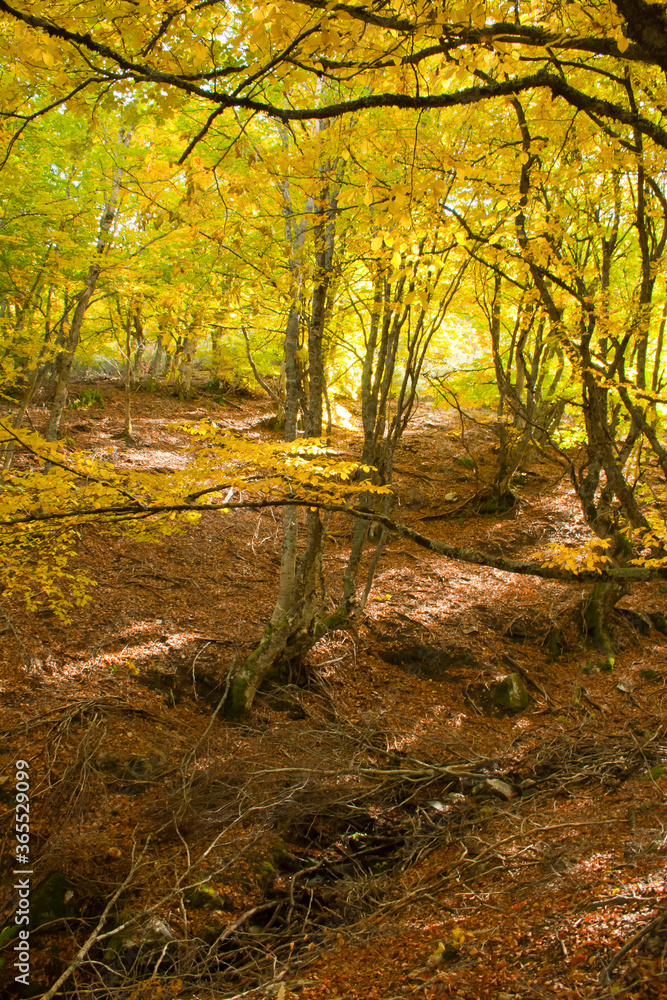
[502, 91, 667, 654]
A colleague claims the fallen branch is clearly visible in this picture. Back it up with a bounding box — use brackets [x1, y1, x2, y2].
[36, 837, 153, 1000]
[205, 901, 282, 956]
[599, 906, 667, 986]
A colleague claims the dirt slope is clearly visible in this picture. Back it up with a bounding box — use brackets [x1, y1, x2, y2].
[0, 382, 665, 1000]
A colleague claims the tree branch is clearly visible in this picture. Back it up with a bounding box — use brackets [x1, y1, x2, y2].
[1, 496, 663, 584]
[0, 2, 664, 151]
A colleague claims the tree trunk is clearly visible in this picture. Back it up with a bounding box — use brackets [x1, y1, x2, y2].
[3, 286, 54, 470]
[178, 335, 194, 399]
[131, 311, 145, 386]
[226, 507, 299, 719]
[147, 331, 164, 390]
[121, 311, 133, 439]
[225, 151, 332, 719]
[581, 578, 632, 661]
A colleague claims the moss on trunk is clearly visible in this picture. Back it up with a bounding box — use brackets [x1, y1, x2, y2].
[580, 578, 631, 663]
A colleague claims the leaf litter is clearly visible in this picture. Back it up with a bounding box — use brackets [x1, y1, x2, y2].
[0, 381, 666, 1000]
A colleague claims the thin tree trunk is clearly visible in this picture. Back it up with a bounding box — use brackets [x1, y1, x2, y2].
[122, 312, 132, 438]
[132, 310, 145, 385]
[3, 286, 54, 470]
[111, 298, 134, 441]
[179, 335, 194, 399]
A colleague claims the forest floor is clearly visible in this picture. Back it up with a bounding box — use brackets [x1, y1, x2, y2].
[0, 379, 666, 1000]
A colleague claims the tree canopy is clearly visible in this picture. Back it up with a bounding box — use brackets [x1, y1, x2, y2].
[2, 0, 667, 711]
